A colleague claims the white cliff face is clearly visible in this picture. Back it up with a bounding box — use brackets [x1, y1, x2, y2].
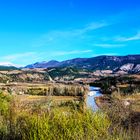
[133, 64, 140, 73]
[118, 63, 140, 74]
[120, 63, 134, 72]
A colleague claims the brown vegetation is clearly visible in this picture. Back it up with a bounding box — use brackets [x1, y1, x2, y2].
[95, 91, 140, 139]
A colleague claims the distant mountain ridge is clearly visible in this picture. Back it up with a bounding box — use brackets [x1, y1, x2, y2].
[25, 55, 140, 73]
[0, 66, 19, 71]
[26, 60, 59, 69]
[0, 55, 139, 83]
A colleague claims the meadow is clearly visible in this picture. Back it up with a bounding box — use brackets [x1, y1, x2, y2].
[0, 89, 138, 140]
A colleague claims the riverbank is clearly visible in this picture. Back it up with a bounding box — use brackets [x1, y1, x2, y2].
[95, 91, 140, 139]
[95, 92, 140, 112]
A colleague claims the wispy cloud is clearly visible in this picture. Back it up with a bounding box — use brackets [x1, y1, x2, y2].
[93, 43, 125, 48]
[2, 52, 37, 61]
[53, 50, 93, 56]
[32, 21, 109, 48]
[80, 22, 108, 33]
[0, 52, 42, 66]
[93, 53, 119, 57]
[0, 50, 93, 65]
[116, 32, 140, 42]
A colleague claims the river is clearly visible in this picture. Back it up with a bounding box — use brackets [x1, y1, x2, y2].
[87, 86, 102, 111]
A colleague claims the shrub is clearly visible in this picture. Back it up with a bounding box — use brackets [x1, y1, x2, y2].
[26, 84, 89, 97]
[0, 92, 135, 140]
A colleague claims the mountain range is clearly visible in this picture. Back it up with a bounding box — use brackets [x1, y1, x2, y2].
[0, 55, 140, 74]
[25, 55, 140, 74]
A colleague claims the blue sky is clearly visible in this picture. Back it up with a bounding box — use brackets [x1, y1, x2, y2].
[0, 0, 140, 66]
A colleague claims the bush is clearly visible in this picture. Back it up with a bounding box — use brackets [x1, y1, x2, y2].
[3, 110, 111, 140]
[26, 84, 88, 96]
[0, 92, 134, 140]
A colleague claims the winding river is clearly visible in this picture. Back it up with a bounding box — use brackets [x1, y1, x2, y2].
[87, 86, 102, 111]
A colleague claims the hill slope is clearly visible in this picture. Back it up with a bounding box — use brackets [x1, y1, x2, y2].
[25, 55, 140, 73]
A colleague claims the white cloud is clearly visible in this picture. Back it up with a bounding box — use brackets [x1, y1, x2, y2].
[116, 32, 140, 42]
[94, 43, 125, 48]
[84, 22, 108, 31]
[53, 50, 93, 56]
[93, 53, 119, 57]
[0, 52, 41, 66]
[32, 21, 109, 48]
[0, 50, 93, 66]
[2, 52, 36, 61]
